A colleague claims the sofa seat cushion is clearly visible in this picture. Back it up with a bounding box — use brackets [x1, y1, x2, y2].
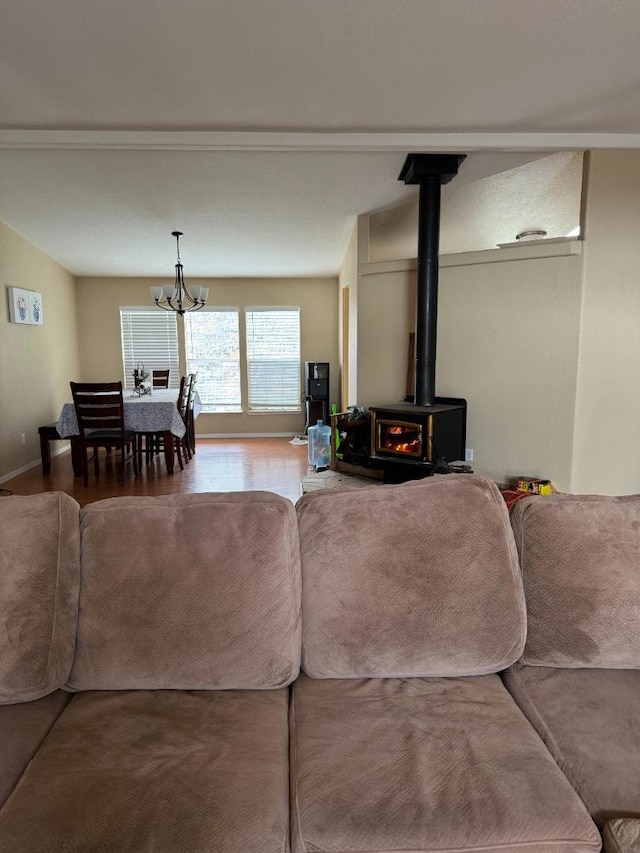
[291, 674, 600, 853]
[0, 689, 290, 853]
[504, 664, 640, 827]
[0, 690, 70, 807]
[0, 492, 80, 703]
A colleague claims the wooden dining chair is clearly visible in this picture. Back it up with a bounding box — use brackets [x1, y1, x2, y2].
[152, 369, 170, 388]
[70, 381, 138, 486]
[186, 371, 198, 455]
[173, 374, 193, 470]
[135, 369, 171, 462]
[139, 374, 191, 469]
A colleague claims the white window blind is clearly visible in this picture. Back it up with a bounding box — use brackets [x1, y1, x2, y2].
[184, 309, 242, 412]
[120, 308, 179, 389]
[246, 308, 301, 411]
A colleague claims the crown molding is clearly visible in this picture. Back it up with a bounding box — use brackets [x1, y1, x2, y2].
[1, 130, 640, 152]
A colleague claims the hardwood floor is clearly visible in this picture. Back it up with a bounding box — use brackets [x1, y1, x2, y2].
[2, 438, 310, 507]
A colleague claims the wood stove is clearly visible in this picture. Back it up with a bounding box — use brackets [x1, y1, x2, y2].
[369, 153, 468, 484]
[370, 398, 466, 475]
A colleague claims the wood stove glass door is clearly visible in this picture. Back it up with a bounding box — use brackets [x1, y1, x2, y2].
[377, 419, 423, 459]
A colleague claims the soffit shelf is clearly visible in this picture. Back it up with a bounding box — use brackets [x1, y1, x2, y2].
[359, 238, 582, 276]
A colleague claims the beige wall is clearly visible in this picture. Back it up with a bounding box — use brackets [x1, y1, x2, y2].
[356, 267, 415, 408]
[354, 252, 582, 489]
[0, 221, 80, 480]
[76, 275, 339, 436]
[437, 255, 582, 488]
[338, 222, 358, 408]
[571, 150, 640, 494]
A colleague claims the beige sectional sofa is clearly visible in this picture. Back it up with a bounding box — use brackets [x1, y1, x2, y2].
[0, 476, 635, 851]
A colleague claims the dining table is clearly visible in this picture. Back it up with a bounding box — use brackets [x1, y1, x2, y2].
[56, 388, 202, 476]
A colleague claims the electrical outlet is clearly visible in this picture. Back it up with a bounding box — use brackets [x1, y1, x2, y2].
[20, 433, 26, 445]
[465, 447, 474, 462]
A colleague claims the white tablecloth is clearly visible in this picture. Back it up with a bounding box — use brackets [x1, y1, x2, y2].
[56, 389, 202, 439]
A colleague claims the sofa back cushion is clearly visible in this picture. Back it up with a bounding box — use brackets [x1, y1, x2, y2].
[511, 493, 640, 667]
[297, 475, 525, 678]
[67, 492, 301, 690]
[0, 493, 80, 704]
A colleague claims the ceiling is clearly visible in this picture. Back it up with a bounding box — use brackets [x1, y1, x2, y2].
[1, 0, 640, 278]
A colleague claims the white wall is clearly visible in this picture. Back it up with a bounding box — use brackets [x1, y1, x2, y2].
[571, 150, 640, 494]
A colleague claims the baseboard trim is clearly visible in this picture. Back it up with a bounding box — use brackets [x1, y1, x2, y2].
[197, 432, 298, 439]
[0, 443, 70, 485]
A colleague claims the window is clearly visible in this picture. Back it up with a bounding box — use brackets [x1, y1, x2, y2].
[120, 308, 179, 389]
[246, 308, 301, 412]
[124, 305, 301, 414]
[184, 309, 242, 413]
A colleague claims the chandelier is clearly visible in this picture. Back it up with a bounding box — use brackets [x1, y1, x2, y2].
[151, 231, 208, 315]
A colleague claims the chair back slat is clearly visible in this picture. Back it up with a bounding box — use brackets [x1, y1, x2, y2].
[152, 370, 171, 389]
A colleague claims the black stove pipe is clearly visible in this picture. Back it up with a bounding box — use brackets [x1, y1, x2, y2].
[415, 175, 441, 406]
[399, 153, 466, 407]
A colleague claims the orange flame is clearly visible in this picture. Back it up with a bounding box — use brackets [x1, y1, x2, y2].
[383, 436, 419, 454]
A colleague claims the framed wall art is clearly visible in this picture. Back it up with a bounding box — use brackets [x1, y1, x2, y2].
[7, 287, 44, 325]
[28, 291, 43, 325]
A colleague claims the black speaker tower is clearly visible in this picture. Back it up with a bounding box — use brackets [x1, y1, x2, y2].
[305, 362, 330, 432]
